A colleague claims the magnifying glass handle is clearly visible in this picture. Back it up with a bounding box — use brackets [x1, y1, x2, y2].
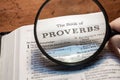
[111, 30, 120, 37]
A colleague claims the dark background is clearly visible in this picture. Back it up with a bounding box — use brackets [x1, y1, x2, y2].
[0, 0, 120, 32]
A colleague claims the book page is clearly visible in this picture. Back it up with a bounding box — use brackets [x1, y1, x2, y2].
[36, 12, 106, 62]
[18, 13, 120, 80]
[0, 30, 19, 80]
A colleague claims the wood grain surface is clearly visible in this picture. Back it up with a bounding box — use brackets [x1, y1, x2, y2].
[0, 0, 120, 32]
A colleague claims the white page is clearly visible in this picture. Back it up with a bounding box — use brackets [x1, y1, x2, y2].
[37, 12, 106, 62]
[18, 13, 120, 80]
[0, 31, 16, 80]
[0, 63, 1, 79]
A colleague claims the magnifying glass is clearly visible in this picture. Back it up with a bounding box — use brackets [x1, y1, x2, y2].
[34, 0, 120, 66]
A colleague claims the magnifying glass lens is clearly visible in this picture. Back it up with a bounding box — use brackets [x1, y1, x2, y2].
[35, 0, 106, 64]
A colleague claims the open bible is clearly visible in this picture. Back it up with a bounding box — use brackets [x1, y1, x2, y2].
[0, 12, 120, 80]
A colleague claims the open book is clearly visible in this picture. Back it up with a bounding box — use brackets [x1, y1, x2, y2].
[0, 12, 120, 80]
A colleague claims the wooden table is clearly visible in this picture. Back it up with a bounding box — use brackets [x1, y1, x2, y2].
[0, 0, 120, 32]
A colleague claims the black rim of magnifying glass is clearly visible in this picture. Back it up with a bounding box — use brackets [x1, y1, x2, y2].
[34, 0, 111, 67]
